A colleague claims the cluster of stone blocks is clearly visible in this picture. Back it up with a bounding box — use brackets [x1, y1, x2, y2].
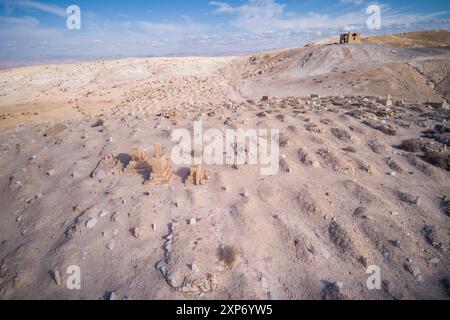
[126, 146, 151, 176]
[186, 165, 209, 186]
[125, 144, 208, 186]
[144, 144, 174, 186]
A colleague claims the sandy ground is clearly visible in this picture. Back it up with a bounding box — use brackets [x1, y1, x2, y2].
[0, 31, 449, 300]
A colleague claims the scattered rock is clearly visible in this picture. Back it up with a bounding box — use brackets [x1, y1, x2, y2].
[296, 189, 321, 215]
[322, 282, 345, 300]
[378, 95, 393, 107]
[329, 221, 352, 253]
[404, 154, 434, 177]
[385, 158, 403, 173]
[317, 149, 355, 175]
[298, 147, 320, 168]
[260, 276, 269, 289]
[90, 154, 123, 181]
[331, 128, 352, 142]
[81, 248, 89, 260]
[353, 207, 367, 218]
[358, 256, 368, 268]
[279, 133, 289, 148]
[441, 198, 450, 217]
[50, 270, 61, 286]
[428, 258, 440, 266]
[92, 119, 104, 127]
[367, 140, 386, 154]
[279, 158, 291, 173]
[276, 114, 286, 122]
[388, 239, 401, 248]
[342, 146, 357, 153]
[422, 225, 445, 250]
[86, 217, 98, 229]
[189, 263, 199, 273]
[71, 171, 81, 179]
[306, 123, 323, 133]
[321, 248, 331, 260]
[403, 259, 423, 281]
[19, 224, 28, 235]
[106, 240, 115, 251]
[397, 192, 420, 205]
[93, 170, 106, 180]
[107, 291, 116, 300]
[363, 121, 397, 136]
[441, 278, 450, 297]
[132, 228, 143, 239]
[98, 210, 109, 218]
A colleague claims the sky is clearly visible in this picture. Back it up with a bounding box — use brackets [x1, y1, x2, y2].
[0, 0, 449, 62]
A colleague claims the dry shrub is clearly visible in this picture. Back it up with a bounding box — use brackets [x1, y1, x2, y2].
[218, 245, 237, 267]
[279, 133, 289, 148]
[378, 125, 397, 136]
[423, 152, 450, 170]
[400, 139, 421, 153]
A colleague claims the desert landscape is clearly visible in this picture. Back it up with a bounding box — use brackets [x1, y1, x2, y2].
[0, 30, 449, 300]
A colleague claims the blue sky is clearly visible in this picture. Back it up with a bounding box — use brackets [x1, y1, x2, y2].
[0, 0, 449, 61]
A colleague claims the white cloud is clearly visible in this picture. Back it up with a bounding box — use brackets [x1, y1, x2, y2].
[135, 20, 209, 37]
[1, 0, 67, 17]
[230, 0, 286, 31]
[210, 0, 449, 32]
[0, 0, 449, 62]
[380, 10, 450, 27]
[210, 1, 235, 14]
[340, 0, 364, 5]
[0, 15, 38, 26]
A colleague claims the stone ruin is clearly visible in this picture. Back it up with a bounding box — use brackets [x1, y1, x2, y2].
[144, 144, 174, 186]
[425, 100, 449, 110]
[92, 144, 204, 186]
[156, 219, 222, 295]
[377, 94, 393, 107]
[186, 165, 209, 186]
[340, 32, 362, 44]
[125, 146, 151, 176]
[111, 144, 174, 185]
[91, 145, 213, 186]
[90, 154, 123, 180]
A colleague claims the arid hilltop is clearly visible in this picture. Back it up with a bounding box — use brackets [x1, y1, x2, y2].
[0, 30, 449, 300]
[1, 30, 450, 128]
